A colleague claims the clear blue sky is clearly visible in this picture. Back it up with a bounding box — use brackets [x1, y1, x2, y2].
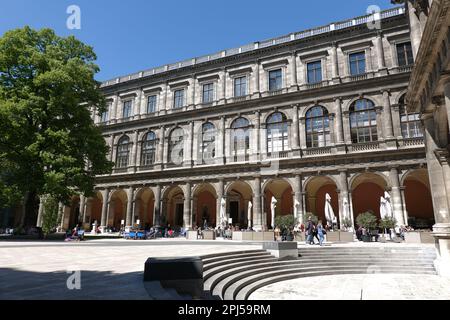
[0, 0, 398, 81]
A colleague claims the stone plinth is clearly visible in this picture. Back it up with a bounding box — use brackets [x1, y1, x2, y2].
[144, 257, 203, 297]
[404, 231, 435, 244]
[186, 231, 198, 240]
[202, 230, 216, 240]
[232, 231, 254, 241]
[263, 242, 298, 260]
[326, 231, 354, 242]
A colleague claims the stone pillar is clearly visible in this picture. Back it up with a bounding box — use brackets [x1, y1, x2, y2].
[184, 122, 194, 167]
[342, 111, 352, 145]
[292, 105, 300, 152]
[299, 117, 307, 150]
[156, 126, 165, 169]
[294, 175, 304, 223]
[153, 185, 161, 226]
[220, 69, 226, 103]
[330, 43, 340, 82]
[183, 182, 192, 229]
[254, 111, 261, 161]
[375, 32, 386, 72]
[253, 61, 260, 96]
[217, 117, 226, 164]
[126, 187, 134, 227]
[407, 0, 423, 60]
[335, 97, 345, 147]
[445, 83, 450, 133]
[79, 195, 86, 224]
[100, 189, 109, 227]
[389, 167, 406, 227]
[130, 130, 139, 172]
[111, 94, 119, 124]
[134, 90, 142, 120]
[290, 53, 298, 89]
[253, 176, 263, 231]
[383, 91, 395, 141]
[348, 191, 355, 228]
[400, 187, 409, 227]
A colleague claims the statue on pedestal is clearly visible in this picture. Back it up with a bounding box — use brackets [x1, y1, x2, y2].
[271, 196, 277, 229]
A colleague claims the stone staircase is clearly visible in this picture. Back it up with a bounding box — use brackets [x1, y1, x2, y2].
[201, 246, 437, 300]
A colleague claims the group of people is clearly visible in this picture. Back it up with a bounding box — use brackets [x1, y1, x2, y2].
[305, 217, 327, 246]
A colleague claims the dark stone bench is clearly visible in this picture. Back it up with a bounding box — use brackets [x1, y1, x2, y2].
[144, 257, 203, 297]
[262, 242, 298, 260]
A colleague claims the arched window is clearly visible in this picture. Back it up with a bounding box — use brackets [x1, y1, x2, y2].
[168, 128, 184, 165]
[201, 123, 216, 163]
[231, 117, 250, 160]
[399, 95, 423, 138]
[305, 106, 330, 148]
[141, 132, 157, 166]
[350, 99, 378, 143]
[267, 112, 289, 153]
[116, 136, 131, 168]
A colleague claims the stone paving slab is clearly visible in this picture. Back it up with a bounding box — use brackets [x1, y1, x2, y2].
[248, 274, 450, 300]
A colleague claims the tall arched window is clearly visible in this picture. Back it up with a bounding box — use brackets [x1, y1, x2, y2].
[201, 123, 216, 163]
[231, 117, 250, 160]
[141, 132, 157, 166]
[267, 112, 289, 153]
[168, 128, 184, 165]
[399, 95, 423, 138]
[350, 99, 378, 143]
[116, 136, 131, 168]
[305, 106, 330, 148]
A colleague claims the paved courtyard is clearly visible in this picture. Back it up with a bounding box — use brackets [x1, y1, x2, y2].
[249, 274, 450, 300]
[0, 239, 447, 300]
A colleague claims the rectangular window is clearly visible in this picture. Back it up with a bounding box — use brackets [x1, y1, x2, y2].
[234, 76, 247, 97]
[307, 61, 322, 84]
[173, 89, 185, 109]
[268, 69, 283, 91]
[147, 95, 157, 113]
[349, 52, 366, 76]
[202, 83, 214, 103]
[123, 100, 133, 118]
[396, 42, 414, 66]
[100, 105, 109, 123]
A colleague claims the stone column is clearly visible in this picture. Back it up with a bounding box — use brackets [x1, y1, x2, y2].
[375, 32, 386, 72]
[294, 175, 304, 223]
[111, 94, 119, 124]
[153, 185, 161, 226]
[292, 105, 300, 154]
[220, 69, 226, 103]
[290, 53, 298, 89]
[126, 187, 134, 227]
[445, 83, 450, 133]
[183, 182, 192, 229]
[130, 130, 139, 172]
[335, 98, 345, 146]
[329, 113, 336, 146]
[217, 117, 226, 165]
[100, 189, 109, 227]
[339, 170, 350, 229]
[156, 126, 165, 169]
[383, 90, 395, 141]
[299, 117, 307, 150]
[348, 191, 355, 228]
[253, 176, 263, 231]
[407, 0, 423, 59]
[183, 122, 194, 167]
[400, 186, 409, 227]
[342, 111, 352, 145]
[389, 167, 406, 227]
[330, 43, 340, 82]
[134, 90, 142, 120]
[253, 61, 260, 96]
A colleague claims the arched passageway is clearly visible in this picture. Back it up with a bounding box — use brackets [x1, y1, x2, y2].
[263, 179, 293, 228]
[305, 176, 339, 224]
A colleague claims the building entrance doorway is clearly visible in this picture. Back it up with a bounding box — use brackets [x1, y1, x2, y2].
[230, 201, 239, 225]
[175, 203, 184, 227]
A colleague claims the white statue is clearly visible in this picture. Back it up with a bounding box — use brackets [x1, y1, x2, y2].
[380, 196, 388, 220]
[247, 201, 253, 228]
[384, 191, 393, 219]
[220, 197, 226, 227]
[342, 197, 352, 232]
[294, 199, 300, 221]
[324, 193, 336, 228]
[271, 196, 277, 229]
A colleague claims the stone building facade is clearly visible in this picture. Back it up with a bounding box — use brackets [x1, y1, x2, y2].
[24, 6, 434, 234]
[399, 0, 450, 275]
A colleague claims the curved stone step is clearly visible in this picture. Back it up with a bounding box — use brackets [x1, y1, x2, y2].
[201, 250, 265, 260]
[204, 256, 277, 282]
[298, 256, 436, 262]
[224, 265, 437, 300]
[203, 253, 272, 271]
[202, 251, 271, 265]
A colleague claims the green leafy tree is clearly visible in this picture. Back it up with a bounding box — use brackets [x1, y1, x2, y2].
[378, 217, 397, 235]
[41, 195, 60, 237]
[303, 212, 318, 224]
[0, 27, 113, 226]
[356, 211, 378, 230]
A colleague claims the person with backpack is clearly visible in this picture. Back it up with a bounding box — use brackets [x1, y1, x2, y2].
[305, 216, 315, 245]
[317, 220, 326, 246]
